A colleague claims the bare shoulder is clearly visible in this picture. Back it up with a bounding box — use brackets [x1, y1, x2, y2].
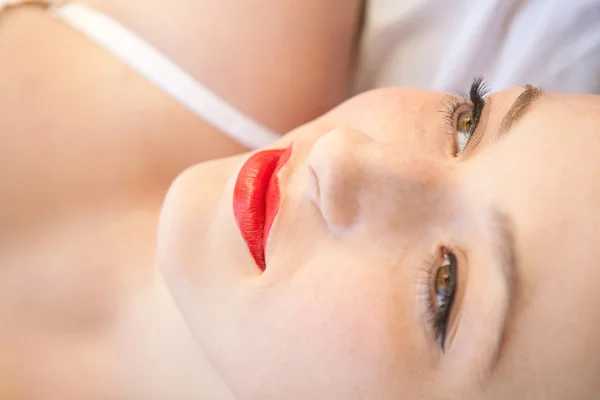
[83, 0, 365, 132]
[0, 5, 244, 229]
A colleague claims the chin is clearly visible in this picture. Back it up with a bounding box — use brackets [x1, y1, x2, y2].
[156, 152, 261, 329]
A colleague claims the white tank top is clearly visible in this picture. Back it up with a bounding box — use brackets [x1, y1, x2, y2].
[354, 0, 600, 94]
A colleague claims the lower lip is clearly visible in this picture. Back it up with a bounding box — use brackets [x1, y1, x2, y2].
[233, 144, 293, 271]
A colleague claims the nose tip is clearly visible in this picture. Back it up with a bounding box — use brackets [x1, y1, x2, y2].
[307, 127, 375, 232]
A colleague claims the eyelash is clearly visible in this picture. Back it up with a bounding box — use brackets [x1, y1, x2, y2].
[418, 248, 458, 351]
[416, 78, 486, 350]
[441, 77, 490, 154]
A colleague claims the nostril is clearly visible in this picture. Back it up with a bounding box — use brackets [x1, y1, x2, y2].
[307, 164, 321, 205]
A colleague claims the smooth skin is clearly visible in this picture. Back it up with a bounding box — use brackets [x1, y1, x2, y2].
[0, 1, 361, 398]
[159, 87, 600, 399]
[2, 2, 600, 399]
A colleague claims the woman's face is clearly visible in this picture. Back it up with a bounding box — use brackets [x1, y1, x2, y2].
[158, 85, 600, 399]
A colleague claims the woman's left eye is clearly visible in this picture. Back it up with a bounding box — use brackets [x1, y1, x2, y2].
[433, 250, 458, 350]
[456, 109, 474, 155]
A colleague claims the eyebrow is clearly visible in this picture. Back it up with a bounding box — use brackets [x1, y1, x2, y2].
[498, 85, 543, 135]
[486, 210, 518, 377]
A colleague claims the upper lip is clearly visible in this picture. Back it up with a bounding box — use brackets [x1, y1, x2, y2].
[233, 144, 293, 270]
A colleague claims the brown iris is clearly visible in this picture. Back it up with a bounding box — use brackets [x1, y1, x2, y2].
[457, 109, 474, 133]
[434, 251, 457, 313]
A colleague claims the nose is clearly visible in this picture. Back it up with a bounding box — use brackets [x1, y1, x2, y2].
[307, 127, 447, 234]
[306, 127, 373, 232]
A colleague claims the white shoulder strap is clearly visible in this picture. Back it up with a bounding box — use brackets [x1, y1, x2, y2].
[1, 0, 281, 149]
[0, 0, 63, 10]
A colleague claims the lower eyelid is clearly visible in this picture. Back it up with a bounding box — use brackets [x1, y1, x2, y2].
[416, 252, 442, 344]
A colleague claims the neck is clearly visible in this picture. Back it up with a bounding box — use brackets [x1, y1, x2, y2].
[114, 270, 236, 400]
[96, 200, 235, 400]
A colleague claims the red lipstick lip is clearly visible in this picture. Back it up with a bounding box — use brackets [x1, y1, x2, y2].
[233, 144, 293, 271]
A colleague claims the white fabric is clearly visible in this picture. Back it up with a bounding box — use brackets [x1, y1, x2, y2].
[0, 0, 280, 150]
[354, 0, 600, 94]
[3, 0, 599, 139]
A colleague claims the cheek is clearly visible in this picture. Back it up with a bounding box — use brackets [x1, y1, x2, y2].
[462, 105, 600, 395]
[213, 255, 428, 399]
[278, 269, 402, 364]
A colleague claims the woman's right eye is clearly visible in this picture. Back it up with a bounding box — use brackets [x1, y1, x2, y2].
[444, 77, 489, 156]
[456, 109, 475, 155]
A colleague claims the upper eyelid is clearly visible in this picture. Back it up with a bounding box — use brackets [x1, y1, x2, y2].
[440, 92, 491, 158]
[460, 97, 491, 155]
